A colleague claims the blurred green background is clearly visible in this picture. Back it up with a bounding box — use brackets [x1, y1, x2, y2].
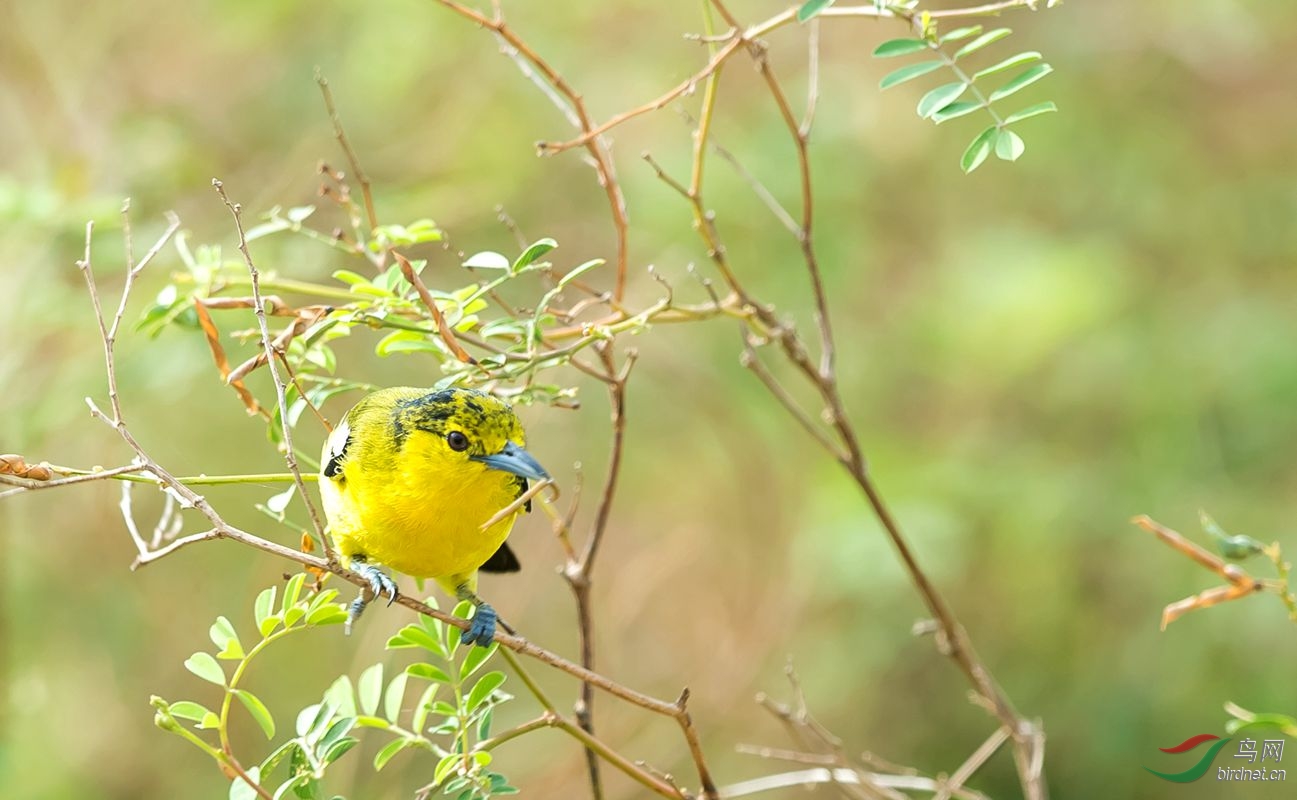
[3, 0, 1296, 797]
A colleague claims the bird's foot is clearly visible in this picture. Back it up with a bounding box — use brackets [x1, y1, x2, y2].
[345, 561, 399, 636]
[462, 602, 497, 648]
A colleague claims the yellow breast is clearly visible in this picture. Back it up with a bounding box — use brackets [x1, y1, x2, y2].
[322, 442, 522, 580]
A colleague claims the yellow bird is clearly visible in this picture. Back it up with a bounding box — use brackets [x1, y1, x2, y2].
[319, 387, 549, 646]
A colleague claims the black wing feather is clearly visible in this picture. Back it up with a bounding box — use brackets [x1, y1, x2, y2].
[480, 542, 521, 573]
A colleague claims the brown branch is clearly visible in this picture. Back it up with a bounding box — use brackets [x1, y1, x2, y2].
[646, 3, 1049, 795]
[316, 70, 379, 239]
[1132, 515, 1270, 629]
[434, 0, 630, 301]
[391, 249, 477, 364]
[213, 179, 334, 566]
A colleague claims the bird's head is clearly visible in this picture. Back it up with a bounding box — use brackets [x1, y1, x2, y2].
[391, 388, 549, 483]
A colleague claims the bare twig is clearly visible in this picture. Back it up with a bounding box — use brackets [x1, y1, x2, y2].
[1132, 515, 1271, 629]
[433, 0, 630, 300]
[213, 179, 334, 565]
[316, 70, 379, 241]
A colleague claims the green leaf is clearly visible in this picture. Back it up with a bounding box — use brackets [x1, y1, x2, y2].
[265, 485, 295, 517]
[917, 82, 967, 119]
[210, 616, 244, 660]
[412, 683, 439, 733]
[465, 672, 506, 712]
[1003, 101, 1058, 124]
[477, 707, 494, 739]
[973, 51, 1041, 81]
[460, 642, 497, 682]
[995, 129, 1026, 161]
[234, 690, 276, 739]
[168, 700, 213, 723]
[513, 238, 558, 272]
[184, 652, 225, 686]
[433, 754, 461, 786]
[388, 623, 444, 654]
[331, 269, 371, 286]
[430, 700, 459, 716]
[373, 738, 412, 771]
[384, 672, 408, 723]
[354, 715, 391, 729]
[323, 676, 357, 719]
[989, 63, 1053, 103]
[1201, 510, 1266, 560]
[873, 38, 930, 58]
[319, 717, 357, 754]
[558, 258, 605, 288]
[1224, 710, 1297, 736]
[931, 101, 983, 123]
[322, 737, 358, 765]
[306, 604, 347, 627]
[879, 60, 944, 90]
[953, 28, 1011, 60]
[281, 573, 306, 617]
[358, 663, 383, 717]
[961, 126, 998, 174]
[296, 701, 335, 739]
[797, 0, 835, 23]
[254, 587, 278, 637]
[407, 662, 453, 684]
[260, 740, 301, 776]
[938, 25, 981, 44]
[375, 329, 441, 357]
[463, 251, 511, 270]
[229, 767, 262, 800]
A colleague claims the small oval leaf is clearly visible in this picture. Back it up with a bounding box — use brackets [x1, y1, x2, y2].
[953, 28, 1011, 60]
[797, 0, 835, 23]
[513, 238, 558, 272]
[879, 60, 944, 90]
[989, 63, 1053, 103]
[1003, 101, 1059, 124]
[973, 51, 1042, 81]
[995, 129, 1026, 162]
[961, 125, 999, 174]
[466, 671, 507, 712]
[462, 251, 510, 270]
[357, 663, 383, 717]
[235, 689, 276, 739]
[917, 82, 967, 119]
[184, 652, 226, 686]
[373, 738, 413, 771]
[384, 672, 408, 723]
[873, 38, 930, 58]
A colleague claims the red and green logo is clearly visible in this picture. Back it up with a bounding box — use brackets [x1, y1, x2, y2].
[1145, 734, 1234, 782]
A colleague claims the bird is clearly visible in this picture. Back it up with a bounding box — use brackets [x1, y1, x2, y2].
[318, 386, 550, 647]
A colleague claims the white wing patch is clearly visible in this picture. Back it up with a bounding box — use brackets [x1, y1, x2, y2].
[322, 418, 351, 480]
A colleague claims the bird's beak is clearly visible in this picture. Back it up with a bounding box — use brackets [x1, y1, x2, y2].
[471, 441, 550, 480]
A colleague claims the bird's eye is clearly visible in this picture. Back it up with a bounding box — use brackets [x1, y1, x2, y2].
[447, 431, 469, 452]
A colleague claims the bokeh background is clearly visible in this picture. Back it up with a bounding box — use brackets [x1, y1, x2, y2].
[3, 1, 1296, 797]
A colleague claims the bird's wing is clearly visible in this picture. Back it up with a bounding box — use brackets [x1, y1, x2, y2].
[322, 418, 352, 480]
[480, 541, 521, 573]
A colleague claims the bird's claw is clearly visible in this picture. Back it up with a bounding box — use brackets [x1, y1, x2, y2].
[461, 603, 497, 648]
[345, 562, 399, 636]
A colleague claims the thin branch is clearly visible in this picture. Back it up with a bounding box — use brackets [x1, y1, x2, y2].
[719, 768, 988, 800]
[213, 179, 334, 566]
[316, 70, 379, 237]
[934, 726, 1009, 800]
[434, 0, 631, 300]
